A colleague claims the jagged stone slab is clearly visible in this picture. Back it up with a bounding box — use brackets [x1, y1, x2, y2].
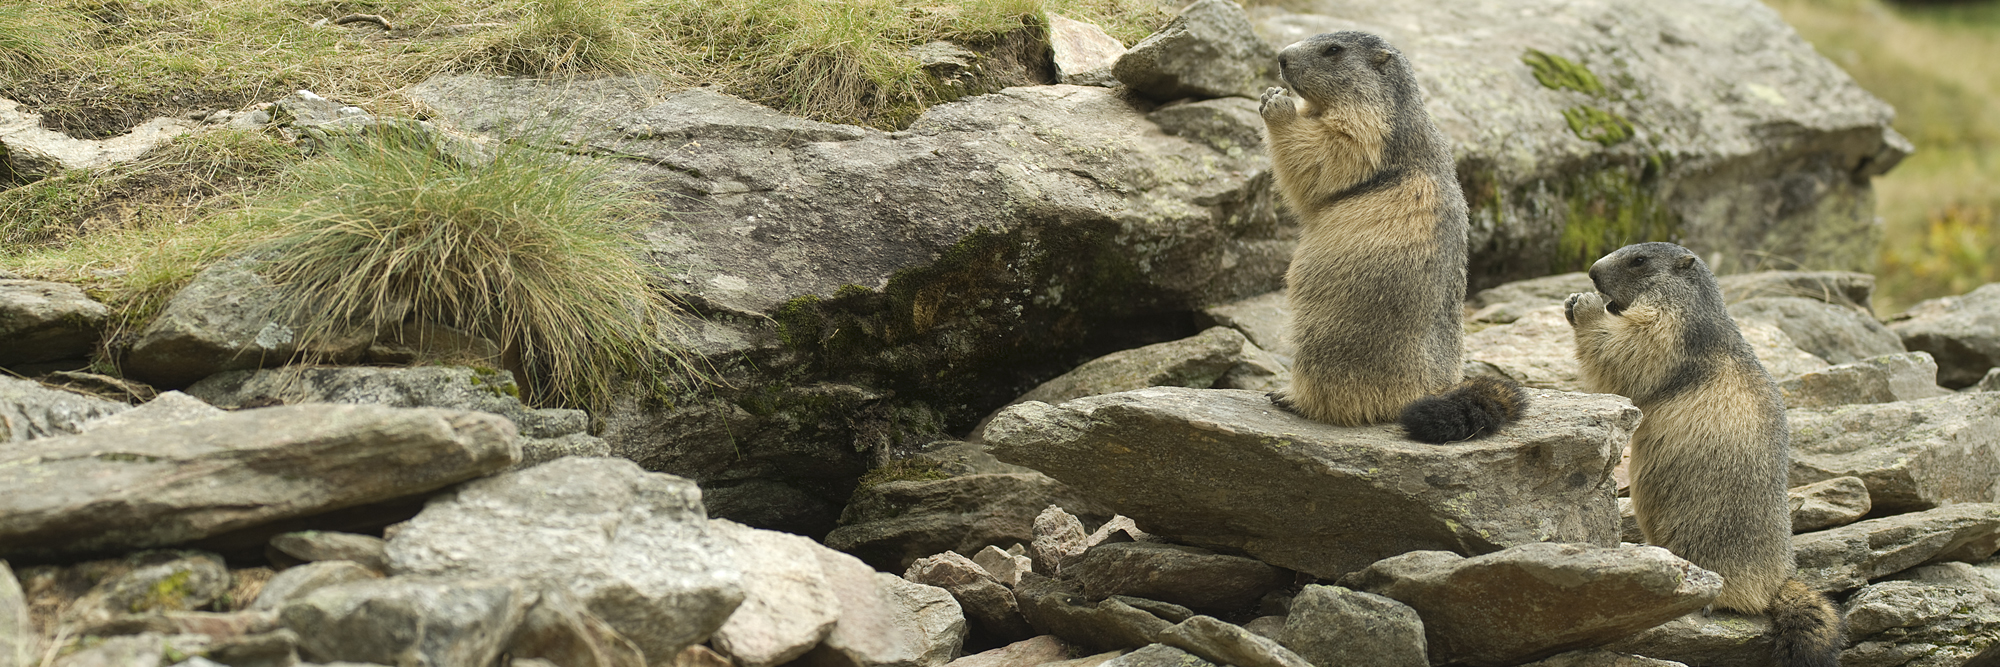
[1793, 503, 2000, 593]
[1787, 476, 1871, 533]
[1279, 585, 1427, 667]
[1014, 575, 1171, 655]
[1715, 271, 1878, 312]
[250, 561, 381, 612]
[0, 404, 518, 560]
[123, 257, 384, 388]
[986, 388, 1634, 578]
[1519, 650, 1688, 667]
[905, 551, 1032, 644]
[1890, 282, 2000, 388]
[708, 520, 841, 667]
[973, 327, 1256, 439]
[1728, 296, 1905, 365]
[1158, 616, 1309, 667]
[802, 547, 966, 667]
[1340, 543, 1721, 667]
[1065, 542, 1289, 615]
[0, 97, 196, 179]
[188, 366, 588, 438]
[1840, 580, 2000, 667]
[1049, 14, 1125, 87]
[943, 635, 1070, 667]
[0, 279, 110, 367]
[0, 375, 127, 444]
[826, 473, 1108, 573]
[1788, 393, 2000, 513]
[1114, 0, 1276, 101]
[1777, 351, 1952, 408]
[386, 457, 744, 663]
[506, 591, 647, 667]
[1599, 612, 1771, 667]
[268, 531, 388, 573]
[279, 577, 529, 667]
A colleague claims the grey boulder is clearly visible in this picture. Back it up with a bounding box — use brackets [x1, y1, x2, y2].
[1114, 0, 1276, 101]
[278, 577, 529, 667]
[985, 387, 1635, 578]
[385, 457, 744, 663]
[1788, 392, 2000, 513]
[1839, 579, 2000, 667]
[1157, 616, 1308, 667]
[1049, 15, 1125, 87]
[707, 519, 841, 667]
[1793, 503, 2000, 593]
[123, 257, 384, 388]
[267, 531, 389, 573]
[0, 279, 110, 366]
[0, 375, 127, 444]
[1064, 542, 1289, 615]
[826, 469, 1107, 574]
[1339, 543, 1722, 667]
[801, 547, 966, 667]
[973, 327, 1262, 440]
[249, 561, 381, 612]
[1788, 476, 1872, 533]
[1727, 296, 1905, 365]
[1278, 585, 1427, 667]
[0, 404, 518, 560]
[904, 551, 1032, 643]
[1776, 351, 1952, 408]
[1890, 282, 2000, 388]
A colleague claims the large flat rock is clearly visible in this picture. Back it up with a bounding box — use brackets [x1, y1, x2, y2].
[985, 388, 1635, 578]
[1787, 392, 2000, 513]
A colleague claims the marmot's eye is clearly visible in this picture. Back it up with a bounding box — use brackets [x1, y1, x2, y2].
[1322, 44, 1342, 57]
[1630, 257, 1647, 267]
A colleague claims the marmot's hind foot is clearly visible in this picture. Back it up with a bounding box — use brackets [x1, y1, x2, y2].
[1399, 375, 1529, 443]
[1269, 390, 1302, 415]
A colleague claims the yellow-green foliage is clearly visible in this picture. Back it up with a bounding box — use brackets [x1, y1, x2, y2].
[0, 128, 299, 248]
[857, 457, 950, 488]
[0, 3, 80, 71]
[1766, 0, 2000, 314]
[1523, 49, 1607, 96]
[1561, 106, 1634, 146]
[248, 127, 696, 408]
[133, 569, 194, 613]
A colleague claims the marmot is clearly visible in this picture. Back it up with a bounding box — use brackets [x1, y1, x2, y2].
[1260, 31, 1526, 442]
[1565, 242, 1843, 667]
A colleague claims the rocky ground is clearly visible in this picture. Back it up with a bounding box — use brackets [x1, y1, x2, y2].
[6, 0, 2000, 666]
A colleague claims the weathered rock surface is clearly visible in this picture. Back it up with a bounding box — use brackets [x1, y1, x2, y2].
[74, 391, 218, 434]
[1032, 506, 1091, 577]
[1197, 290, 1289, 359]
[267, 532, 388, 573]
[1102, 644, 1210, 667]
[904, 551, 1032, 643]
[1252, 0, 1907, 285]
[1049, 15, 1124, 87]
[1777, 351, 1952, 408]
[0, 97, 196, 181]
[1340, 543, 1722, 667]
[1793, 503, 2000, 593]
[1981, 367, 2000, 392]
[1147, 98, 1265, 162]
[986, 388, 1635, 578]
[0, 404, 518, 560]
[973, 546, 1034, 589]
[0, 375, 127, 444]
[123, 257, 384, 388]
[1519, 650, 1688, 667]
[973, 327, 1258, 439]
[827, 472, 1108, 573]
[943, 635, 1070, 667]
[1, 563, 28, 667]
[1890, 282, 2000, 388]
[804, 547, 967, 667]
[1787, 393, 2000, 512]
[188, 366, 588, 439]
[1787, 476, 1872, 533]
[250, 561, 381, 612]
[1065, 542, 1289, 615]
[1839, 579, 2000, 667]
[1728, 296, 1905, 365]
[1157, 615, 1308, 667]
[1462, 307, 1583, 390]
[0, 279, 110, 367]
[1278, 585, 1428, 667]
[47, 631, 210, 667]
[385, 457, 744, 662]
[1115, 0, 1275, 101]
[1014, 577, 1171, 654]
[1716, 271, 1880, 312]
[507, 590, 648, 667]
[279, 577, 528, 667]
[707, 519, 840, 667]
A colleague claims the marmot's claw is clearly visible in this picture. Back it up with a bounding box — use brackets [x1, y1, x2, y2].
[1268, 390, 1301, 414]
[1259, 87, 1293, 115]
[1564, 293, 1581, 325]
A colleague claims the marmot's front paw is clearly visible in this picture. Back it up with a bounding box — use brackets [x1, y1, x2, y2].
[1260, 87, 1295, 117]
[1565, 292, 1605, 326]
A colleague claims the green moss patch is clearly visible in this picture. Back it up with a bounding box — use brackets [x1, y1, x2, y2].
[1553, 166, 1679, 273]
[1562, 106, 1635, 146]
[1523, 49, 1606, 96]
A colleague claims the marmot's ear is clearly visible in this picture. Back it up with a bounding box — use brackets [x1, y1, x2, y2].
[1371, 48, 1393, 68]
[1677, 254, 1697, 271]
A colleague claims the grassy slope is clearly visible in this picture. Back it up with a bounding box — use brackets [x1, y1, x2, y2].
[1764, 0, 2000, 315]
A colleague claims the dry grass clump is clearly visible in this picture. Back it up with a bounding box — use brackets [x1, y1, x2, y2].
[246, 127, 697, 408]
[0, 129, 300, 249]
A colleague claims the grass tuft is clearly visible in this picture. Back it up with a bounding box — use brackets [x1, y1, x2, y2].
[246, 126, 698, 408]
[0, 3, 82, 73]
[460, 0, 663, 75]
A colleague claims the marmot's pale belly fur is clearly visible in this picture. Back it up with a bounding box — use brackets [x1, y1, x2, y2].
[1567, 242, 1844, 667]
[1261, 31, 1523, 441]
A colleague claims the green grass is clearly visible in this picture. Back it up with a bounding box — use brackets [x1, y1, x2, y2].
[0, 128, 300, 249]
[246, 127, 697, 408]
[1764, 0, 2000, 315]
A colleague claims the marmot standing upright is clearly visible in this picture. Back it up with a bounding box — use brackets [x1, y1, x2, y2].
[1260, 31, 1525, 442]
[1566, 242, 1843, 667]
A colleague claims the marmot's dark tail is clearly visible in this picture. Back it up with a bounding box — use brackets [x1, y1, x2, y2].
[1399, 375, 1528, 443]
[1771, 578, 1845, 667]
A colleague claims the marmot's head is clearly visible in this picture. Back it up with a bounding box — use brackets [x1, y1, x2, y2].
[1588, 242, 1708, 316]
[1277, 31, 1407, 115]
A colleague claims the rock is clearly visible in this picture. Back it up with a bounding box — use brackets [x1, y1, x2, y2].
[94, 552, 231, 617]
[1065, 542, 1289, 615]
[76, 392, 221, 433]
[267, 532, 388, 573]
[1211, 341, 1289, 394]
[249, 561, 380, 612]
[1241, 616, 1284, 641]
[672, 645, 735, 667]
[49, 632, 208, 667]
[2, 563, 29, 667]
[519, 432, 614, 470]
[707, 520, 841, 667]
[1787, 476, 1872, 533]
[1278, 585, 1427, 667]
[1461, 307, 1583, 390]
[974, 327, 1258, 440]
[1890, 282, 2000, 388]
[1727, 297, 1905, 365]
[1114, 0, 1275, 101]
[0, 97, 196, 180]
[1049, 15, 1125, 87]
[40, 371, 158, 405]
[1250, 0, 1906, 285]
[1777, 351, 1952, 408]
[1981, 367, 2000, 392]
[1033, 506, 1091, 576]
[187, 366, 589, 439]
[905, 551, 1032, 643]
[361, 320, 503, 368]
[507, 590, 647, 667]
[81, 608, 278, 642]
[1197, 291, 1290, 358]
[1339, 543, 1722, 667]
[1468, 274, 1596, 311]
[1788, 393, 2000, 513]
[1147, 99, 1265, 159]
[278, 577, 529, 667]
[1715, 271, 1878, 312]
[0, 404, 518, 560]
[0, 279, 110, 366]
[1157, 616, 1309, 667]
[0, 375, 128, 444]
[826, 473, 1108, 573]
[1598, 612, 1773, 667]
[1517, 650, 1688, 667]
[206, 627, 299, 667]
[1100, 645, 1210, 667]
[1738, 320, 1834, 381]
[943, 635, 1070, 667]
[123, 257, 385, 388]
[973, 546, 1034, 588]
[385, 457, 744, 662]
[1013, 577, 1171, 653]
[803, 548, 967, 667]
[986, 388, 1635, 578]
[1793, 503, 2000, 593]
[1840, 580, 2000, 667]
